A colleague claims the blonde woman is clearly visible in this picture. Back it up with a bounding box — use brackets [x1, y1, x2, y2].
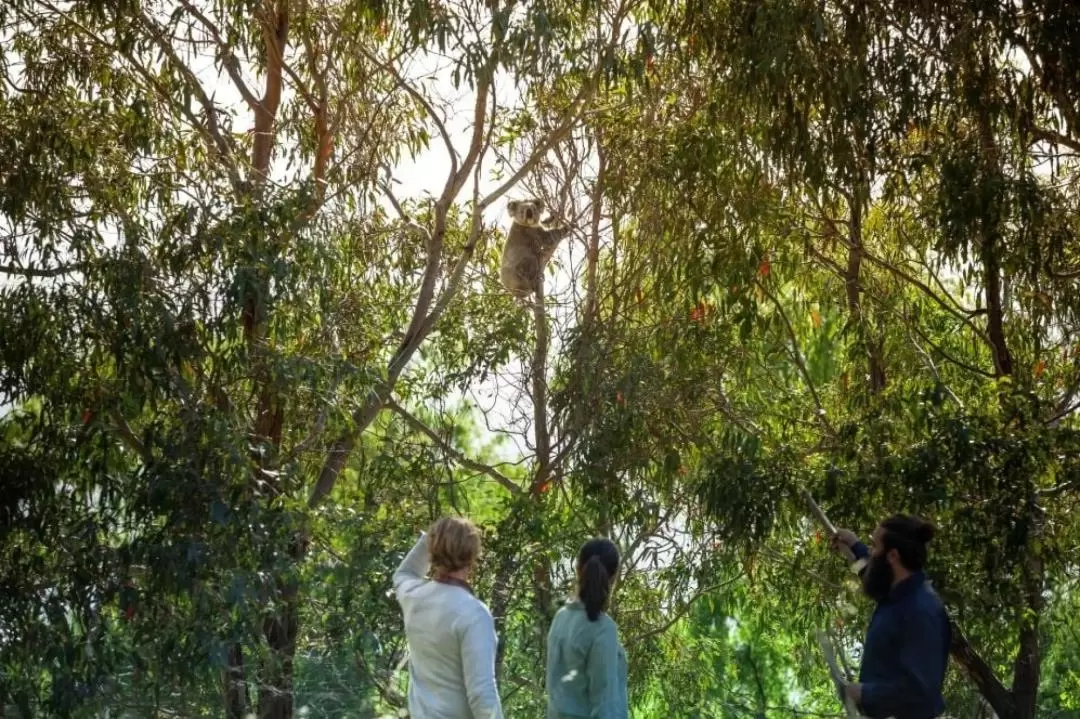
[393, 516, 503, 719]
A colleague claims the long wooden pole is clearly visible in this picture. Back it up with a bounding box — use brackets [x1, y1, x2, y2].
[801, 488, 837, 535]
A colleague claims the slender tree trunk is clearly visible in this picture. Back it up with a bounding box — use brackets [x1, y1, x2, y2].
[845, 191, 886, 393]
[976, 104, 1014, 378]
[970, 87, 1039, 719]
[489, 287, 560, 677]
[1011, 506, 1044, 719]
[843, 1, 885, 395]
[224, 643, 250, 719]
[240, 5, 296, 717]
[258, 577, 300, 719]
[530, 289, 555, 639]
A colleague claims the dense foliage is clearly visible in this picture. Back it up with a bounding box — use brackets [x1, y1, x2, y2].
[1, 0, 1078, 717]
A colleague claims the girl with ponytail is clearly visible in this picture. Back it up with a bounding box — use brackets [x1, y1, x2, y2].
[546, 538, 628, 719]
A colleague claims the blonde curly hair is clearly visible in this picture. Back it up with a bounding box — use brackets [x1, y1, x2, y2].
[428, 516, 481, 576]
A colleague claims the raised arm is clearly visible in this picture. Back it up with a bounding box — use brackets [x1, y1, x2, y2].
[830, 529, 869, 577]
[459, 607, 504, 719]
[393, 532, 430, 596]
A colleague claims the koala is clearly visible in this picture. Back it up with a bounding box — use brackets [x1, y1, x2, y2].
[499, 199, 571, 299]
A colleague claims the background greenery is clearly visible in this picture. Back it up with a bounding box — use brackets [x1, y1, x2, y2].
[1, 0, 1078, 717]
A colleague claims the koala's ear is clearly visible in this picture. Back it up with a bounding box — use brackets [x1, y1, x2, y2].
[533, 198, 546, 210]
[507, 200, 520, 212]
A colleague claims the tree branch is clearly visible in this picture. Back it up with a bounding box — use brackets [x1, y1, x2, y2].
[530, 287, 552, 492]
[848, 233, 998, 356]
[137, 9, 244, 182]
[626, 573, 743, 646]
[354, 650, 406, 709]
[1030, 125, 1080, 154]
[949, 617, 1016, 718]
[396, 60, 493, 357]
[250, 0, 290, 181]
[177, 0, 262, 111]
[0, 262, 84, 278]
[385, 398, 522, 496]
[360, 46, 459, 185]
[108, 408, 152, 464]
[755, 280, 838, 440]
[478, 78, 597, 212]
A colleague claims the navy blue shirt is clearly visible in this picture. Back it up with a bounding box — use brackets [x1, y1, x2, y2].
[851, 542, 951, 719]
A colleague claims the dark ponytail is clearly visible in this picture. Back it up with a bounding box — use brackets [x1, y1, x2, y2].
[576, 538, 620, 621]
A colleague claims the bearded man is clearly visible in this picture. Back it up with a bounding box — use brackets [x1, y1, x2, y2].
[829, 515, 951, 719]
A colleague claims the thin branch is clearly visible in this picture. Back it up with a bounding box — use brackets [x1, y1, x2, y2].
[1047, 264, 1080, 280]
[177, 0, 262, 111]
[478, 78, 598, 212]
[137, 9, 244, 178]
[360, 46, 459, 183]
[906, 324, 964, 408]
[1045, 399, 1080, 427]
[0, 262, 84, 278]
[1037, 480, 1078, 497]
[530, 289, 552, 491]
[583, 138, 606, 325]
[905, 317, 996, 379]
[755, 280, 838, 439]
[386, 398, 522, 496]
[918, 258, 984, 317]
[354, 650, 406, 709]
[858, 241, 997, 354]
[379, 177, 431, 240]
[108, 408, 152, 464]
[627, 573, 744, 646]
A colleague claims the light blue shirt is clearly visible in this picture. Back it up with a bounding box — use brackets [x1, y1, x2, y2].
[546, 600, 628, 719]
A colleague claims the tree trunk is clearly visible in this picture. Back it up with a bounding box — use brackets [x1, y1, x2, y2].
[257, 535, 306, 719]
[962, 82, 1040, 719]
[224, 642, 249, 719]
[976, 103, 1013, 378]
[530, 289, 556, 636]
[845, 192, 886, 394]
[1011, 505, 1045, 719]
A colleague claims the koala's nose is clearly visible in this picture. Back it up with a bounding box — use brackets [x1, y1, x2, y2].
[526, 209, 535, 221]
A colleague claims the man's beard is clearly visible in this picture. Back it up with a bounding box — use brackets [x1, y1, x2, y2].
[861, 555, 895, 602]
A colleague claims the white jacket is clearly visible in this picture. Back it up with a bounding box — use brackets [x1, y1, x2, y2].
[393, 533, 504, 719]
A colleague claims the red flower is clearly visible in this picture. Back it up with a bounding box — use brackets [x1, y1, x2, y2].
[757, 253, 771, 278]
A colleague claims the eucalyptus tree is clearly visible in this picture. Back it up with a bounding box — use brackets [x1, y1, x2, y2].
[530, 0, 1080, 717]
[0, 0, 638, 716]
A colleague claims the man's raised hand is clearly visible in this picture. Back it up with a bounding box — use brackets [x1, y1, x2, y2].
[829, 529, 859, 563]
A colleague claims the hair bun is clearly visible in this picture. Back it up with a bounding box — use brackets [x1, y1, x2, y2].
[915, 521, 936, 544]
